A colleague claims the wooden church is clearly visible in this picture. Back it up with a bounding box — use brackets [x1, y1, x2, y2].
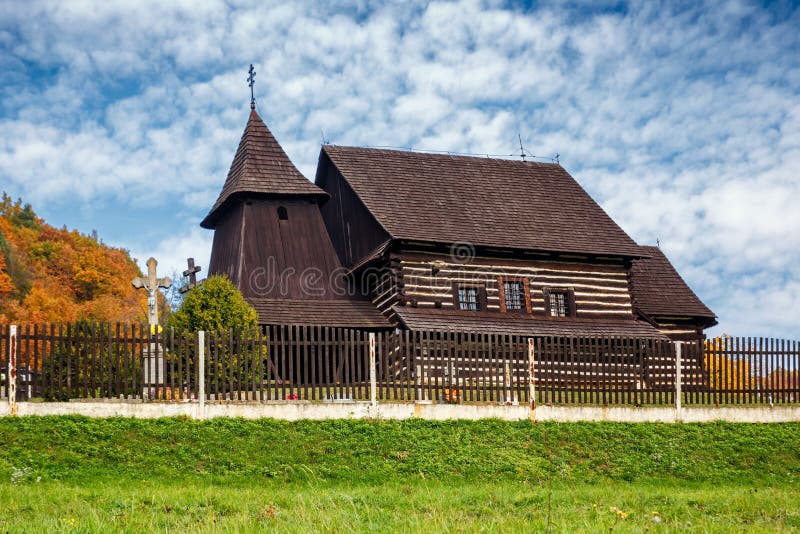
[201, 104, 716, 342]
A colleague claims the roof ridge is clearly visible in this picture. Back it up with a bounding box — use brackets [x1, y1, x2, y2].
[323, 144, 561, 166]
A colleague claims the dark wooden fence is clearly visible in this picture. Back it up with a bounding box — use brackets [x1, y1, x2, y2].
[1, 323, 798, 406]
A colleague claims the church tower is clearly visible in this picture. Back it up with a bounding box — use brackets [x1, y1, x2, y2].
[200, 65, 389, 328]
[200, 108, 344, 301]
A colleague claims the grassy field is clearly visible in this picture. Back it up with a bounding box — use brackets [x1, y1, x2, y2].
[0, 417, 798, 532]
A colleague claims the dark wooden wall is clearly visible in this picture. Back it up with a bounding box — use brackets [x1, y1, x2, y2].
[241, 198, 346, 299]
[208, 202, 244, 286]
[208, 197, 353, 300]
[316, 153, 391, 268]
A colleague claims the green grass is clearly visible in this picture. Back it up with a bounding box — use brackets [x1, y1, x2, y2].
[0, 417, 798, 532]
[2, 480, 798, 532]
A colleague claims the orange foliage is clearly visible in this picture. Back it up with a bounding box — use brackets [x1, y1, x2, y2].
[766, 369, 800, 392]
[0, 252, 13, 296]
[0, 193, 147, 323]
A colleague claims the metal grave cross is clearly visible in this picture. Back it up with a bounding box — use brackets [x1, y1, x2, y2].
[132, 257, 172, 326]
[179, 257, 202, 294]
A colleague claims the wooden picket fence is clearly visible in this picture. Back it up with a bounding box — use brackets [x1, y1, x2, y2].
[1, 323, 798, 406]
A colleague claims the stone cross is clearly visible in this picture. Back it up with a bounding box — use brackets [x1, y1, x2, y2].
[179, 257, 202, 294]
[132, 257, 172, 326]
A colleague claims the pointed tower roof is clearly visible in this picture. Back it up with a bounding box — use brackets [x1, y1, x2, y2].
[201, 109, 327, 228]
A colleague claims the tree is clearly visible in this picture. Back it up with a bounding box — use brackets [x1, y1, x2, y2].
[168, 275, 257, 331]
[0, 193, 146, 323]
[158, 270, 186, 324]
[704, 336, 754, 391]
[0, 251, 13, 297]
[168, 275, 264, 397]
[766, 369, 800, 402]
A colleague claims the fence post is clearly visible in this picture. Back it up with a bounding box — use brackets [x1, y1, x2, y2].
[369, 333, 377, 408]
[415, 364, 423, 401]
[8, 325, 17, 415]
[504, 362, 512, 403]
[197, 331, 205, 416]
[528, 338, 536, 421]
[675, 341, 682, 421]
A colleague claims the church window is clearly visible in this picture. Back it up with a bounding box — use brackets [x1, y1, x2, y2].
[453, 284, 486, 311]
[544, 289, 576, 317]
[503, 280, 525, 311]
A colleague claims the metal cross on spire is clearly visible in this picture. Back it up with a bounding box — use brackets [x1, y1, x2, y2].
[247, 64, 256, 110]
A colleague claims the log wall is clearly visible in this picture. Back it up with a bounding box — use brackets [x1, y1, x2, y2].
[366, 252, 636, 321]
[648, 317, 706, 342]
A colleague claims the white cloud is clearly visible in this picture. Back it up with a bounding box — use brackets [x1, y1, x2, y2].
[0, 0, 798, 337]
[131, 226, 213, 282]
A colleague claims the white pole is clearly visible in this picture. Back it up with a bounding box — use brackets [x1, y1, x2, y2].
[369, 333, 377, 407]
[8, 325, 17, 415]
[504, 362, 511, 403]
[198, 331, 205, 413]
[675, 342, 682, 421]
[528, 338, 536, 421]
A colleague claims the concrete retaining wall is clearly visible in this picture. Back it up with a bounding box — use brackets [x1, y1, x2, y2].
[2, 401, 800, 423]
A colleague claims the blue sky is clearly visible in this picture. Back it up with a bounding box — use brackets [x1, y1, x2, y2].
[1, 0, 798, 338]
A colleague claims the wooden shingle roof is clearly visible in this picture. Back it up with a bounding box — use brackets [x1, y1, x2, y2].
[201, 110, 326, 228]
[249, 298, 391, 329]
[393, 307, 668, 338]
[321, 146, 643, 258]
[630, 246, 716, 320]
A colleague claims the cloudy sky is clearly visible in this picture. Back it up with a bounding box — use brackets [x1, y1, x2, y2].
[1, 0, 798, 338]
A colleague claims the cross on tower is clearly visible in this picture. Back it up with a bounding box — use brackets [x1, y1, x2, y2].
[247, 64, 256, 110]
[180, 257, 202, 294]
[132, 257, 172, 326]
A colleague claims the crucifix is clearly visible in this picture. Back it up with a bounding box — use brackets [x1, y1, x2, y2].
[132, 257, 172, 327]
[132, 257, 171, 397]
[179, 257, 202, 294]
[247, 64, 256, 110]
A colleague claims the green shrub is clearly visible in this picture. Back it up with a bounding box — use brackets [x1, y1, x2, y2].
[169, 275, 257, 331]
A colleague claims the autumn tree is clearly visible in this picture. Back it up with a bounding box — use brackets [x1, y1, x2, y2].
[0, 251, 14, 297]
[704, 336, 754, 391]
[0, 193, 147, 324]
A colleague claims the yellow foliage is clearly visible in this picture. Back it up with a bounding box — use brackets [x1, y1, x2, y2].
[703, 336, 754, 390]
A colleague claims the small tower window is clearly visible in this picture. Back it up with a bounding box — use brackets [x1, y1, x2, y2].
[277, 206, 288, 221]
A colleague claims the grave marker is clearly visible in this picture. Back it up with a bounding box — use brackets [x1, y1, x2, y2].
[132, 257, 171, 398]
